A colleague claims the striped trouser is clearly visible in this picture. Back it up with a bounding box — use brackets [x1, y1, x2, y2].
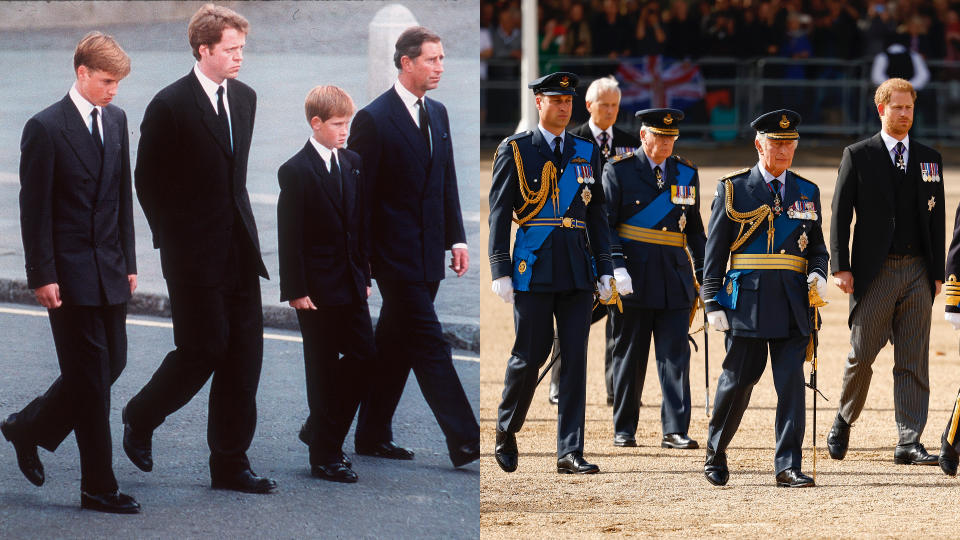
[837, 255, 932, 445]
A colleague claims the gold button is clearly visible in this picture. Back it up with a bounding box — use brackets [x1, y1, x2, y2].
[780, 249, 786, 254]
[662, 227, 668, 231]
[635, 200, 640, 205]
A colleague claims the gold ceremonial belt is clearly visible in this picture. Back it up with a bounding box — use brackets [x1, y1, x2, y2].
[525, 217, 586, 229]
[731, 253, 807, 273]
[616, 224, 685, 247]
[945, 280, 960, 307]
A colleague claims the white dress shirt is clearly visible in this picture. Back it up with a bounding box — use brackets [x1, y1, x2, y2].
[588, 119, 613, 149]
[308, 137, 338, 173]
[194, 63, 232, 147]
[68, 84, 102, 141]
[880, 129, 910, 168]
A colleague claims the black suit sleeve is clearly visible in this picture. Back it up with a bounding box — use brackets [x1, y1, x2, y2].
[356, 156, 372, 286]
[830, 146, 857, 275]
[276, 162, 307, 302]
[701, 181, 730, 312]
[135, 97, 176, 248]
[440, 106, 467, 249]
[586, 145, 614, 277]
[118, 110, 137, 275]
[18, 118, 58, 288]
[687, 168, 707, 282]
[600, 160, 624, 269]
[488, 139, 516, 280]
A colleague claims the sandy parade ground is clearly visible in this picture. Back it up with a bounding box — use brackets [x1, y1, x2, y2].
[479, 152, 960, 538]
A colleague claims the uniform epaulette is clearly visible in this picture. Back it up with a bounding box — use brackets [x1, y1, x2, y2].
[495, 131, 532, 160]
[790, 171, 817, 187]
[610, 151, 636, 164]
[568, 131, 592, 144]
[720, 168, 750, 181]
[672, 154, 697, 169]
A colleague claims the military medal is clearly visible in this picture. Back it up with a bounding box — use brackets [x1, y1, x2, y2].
[772, 191, 782, 216]
[798, 231, 808, 252]
[655, 166, 664, 190]
[678, 212, 687, 232]
[581, 186, 592, 205]
[929, 196, 936, 212]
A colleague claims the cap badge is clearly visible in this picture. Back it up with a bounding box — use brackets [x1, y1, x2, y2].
[663, 113, 673, 125]
[779, 115, 790, 129]
[559, 76, 569, 87]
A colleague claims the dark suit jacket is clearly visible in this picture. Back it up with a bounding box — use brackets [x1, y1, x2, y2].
[830, 133, 945, 321]
[488, 129, 614, 291]
[135, 70, 267, 285]
[347, 87, 465, 283]
[277, 142, 370, 305]
[570, 121, 640, 164]
[19, 95, 136, 306]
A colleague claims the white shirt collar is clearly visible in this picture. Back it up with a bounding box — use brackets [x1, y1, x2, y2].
[587, 119, 613, 145]
[194, 63, 228, 110]
[759, 162, 786, 186]
[394, 79, 426, 126]
[880, 129, 909, 153]
[308, 137, 337, 169]
[68, 83, 100, 127]
[538, 123, 564, 152]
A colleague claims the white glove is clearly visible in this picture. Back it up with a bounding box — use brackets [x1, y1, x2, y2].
[613, 267, 633, 296]
[946, 312, 960, 331]
[598, 275, 614, 301]
[492, 276, 514, 304]
[807, 272, 827, 299]
[706, 310, 729, 332]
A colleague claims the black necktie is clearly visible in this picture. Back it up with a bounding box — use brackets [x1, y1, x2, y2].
[894, 141, 906, 173]
[217, 86, 232, 152]
[91, 108, 104, 157]
[598, 131, 610, 157]
[553, 136, 563, 165]
[416, 98, 430, 152]
[329, 152, 343, 202]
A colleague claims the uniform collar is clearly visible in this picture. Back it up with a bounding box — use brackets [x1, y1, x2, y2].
[758, 162, 786, 185]
[538, 123, 564, 151]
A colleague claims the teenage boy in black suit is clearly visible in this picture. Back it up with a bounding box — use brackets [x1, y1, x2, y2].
[278, 86, 372, 484]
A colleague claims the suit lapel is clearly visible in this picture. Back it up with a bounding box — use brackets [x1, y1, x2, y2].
[95, 106, 120, 200]
[342, 152, 357, 221]
[746, 165, 773, 207]
[58, 95, 102, 179]
[227, 78, 247, 157]
[636, 151, 657, 189]
[387, 88, 430, 165]
[305, 142, 344, 217]
[560, 133, 576, 169]
[188, 72, 233, 157]
[869, 133, 896, 208]
[783, 170, 800, 210]
[531, 128, 556, 165]
[426, 97, 445, 167]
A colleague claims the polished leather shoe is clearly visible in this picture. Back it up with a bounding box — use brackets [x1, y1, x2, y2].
[613, 433, 637, 447]
[939, 438, 958, 476]
[355, 440, 414, 460]
[495, 430, 518, 472]
[339, 452, 352, 469]
[894, 442, 939, 465]
[662, 433, 699, 450]
[704, 449, 728, 486]
[775, 468, 815, 488]
[121, 406, 153, 472]
[80, 490, 140, 514]
[557, 452, 599, 474]
[1, 415, 44, 486]
[311, 462, 358, 483]
[450, 442, 480, 467]
[211, 469, 277, 493]
[827, 413, 850, 461]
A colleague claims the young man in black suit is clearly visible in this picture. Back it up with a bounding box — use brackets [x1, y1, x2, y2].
[278, 86, 372, 484]
[347, 26, 480, 467]
[122, 4, 276, 493]
[5, 32, 139, 513]
[828, 77, 945, 466]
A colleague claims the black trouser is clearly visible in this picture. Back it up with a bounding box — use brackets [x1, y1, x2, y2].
[125, 266, 263, 477]
[549, 304, 618, 402]
[498, 289, 593, 457]
[356, 278, 479, 455]
[297, 300, 374, 465]
[12, 303, 127, 493]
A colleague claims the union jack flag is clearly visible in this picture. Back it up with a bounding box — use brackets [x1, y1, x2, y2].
[615, 56, 706, 114]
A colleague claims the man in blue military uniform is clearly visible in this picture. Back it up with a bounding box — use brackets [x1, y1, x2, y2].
[700, 110, 829, 488]
[489, 72, 617, 474]
[602, 108, 705, 449]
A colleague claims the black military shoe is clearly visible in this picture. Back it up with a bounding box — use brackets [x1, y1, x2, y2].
[704, 449, 728, 486]
[80, 490, 140, 514]
[311, 462, 358, 483]
[939, 437, 958, 476]
[827, 413, 850, 460]
[121, 406, 153, 472]
[355, 440, 415, 460]
[775, 468, 815, 488]
[613, 433, 637, 447]
[494, 430, 518, 473]
[556, 452, 599, 474]
[211, 469, 278, 493]
[1, 414, 44, 487]
[450, 442, 480, 468]
[662, 433, 699, 449]
[894, 442, 939, 465]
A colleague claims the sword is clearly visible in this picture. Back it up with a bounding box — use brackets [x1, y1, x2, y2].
[704, 309, 710, 417]
[806, 283, 829, 481]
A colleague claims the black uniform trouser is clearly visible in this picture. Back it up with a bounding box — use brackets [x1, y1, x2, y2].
[356, 278, 479, 455]
[11, 303, 127, 493]
[498, 289, 593, 457]
[609, 305, 692, 437]
[297, 300, 374, 465]
[549, 305, 618, 402]
[125, 265, 264, 477]
[707, 333, 807, 474]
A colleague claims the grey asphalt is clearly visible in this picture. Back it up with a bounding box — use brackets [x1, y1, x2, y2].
[0, 302, 478, 538]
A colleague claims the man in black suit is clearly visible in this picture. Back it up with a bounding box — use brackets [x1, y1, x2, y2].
[4, 32, 139, 513]
[347, 26, 480, 467]
[828, 77, 944, 466]
[548, 75, 641, 406]
[122, 4, 276, 493]
[278, 85, 371, 484]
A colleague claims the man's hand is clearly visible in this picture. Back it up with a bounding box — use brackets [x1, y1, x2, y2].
[492, 276, 513, 304]
[706, 310, 729, 332]
[936, 280, 943, 297]
[947, 312, 960, 330]
[35, 283, 61, 309]
[450, 247, 469, 277]
[833, 271, 854, 294]
[289, 296, 317, 310]
[613, 267, 633, 296]
[598, 275, 614, 301]
[128, 274, 138, 295]
[366, 286, 372, 298]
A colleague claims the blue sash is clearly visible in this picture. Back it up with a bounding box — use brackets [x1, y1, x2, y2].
[512, 137, 593, 291]
[621, 162, 694, 233]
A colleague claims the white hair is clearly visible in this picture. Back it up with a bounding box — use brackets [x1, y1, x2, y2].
[585, 76, 621, 103]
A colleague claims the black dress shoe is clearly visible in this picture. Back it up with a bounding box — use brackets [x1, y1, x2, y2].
[80, 490, 140, 514]
[311, 462, 358, 483]
[495, 431, 518, 472]
[355, 440, 415, 460]
[211, 469, 278, 493]
[557, 452, 599, 474]
[704, 449, 728, 486]
[613, 433, 637, 447]
[827, 413, 850, 461]
[1, 415, 44, 487]
[121, 406, 153, 472]
[339, 452, 352, 469]
[894, 442, 939, 465]
[450, 442, 480, 467]
[662, 433, 699, 450]
[939, 437, 958, 477]
[775, 468, 815, 487]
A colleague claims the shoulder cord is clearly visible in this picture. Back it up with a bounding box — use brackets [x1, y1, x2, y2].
[509, 140, 559, 226]
[723, 178, 775, 253]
